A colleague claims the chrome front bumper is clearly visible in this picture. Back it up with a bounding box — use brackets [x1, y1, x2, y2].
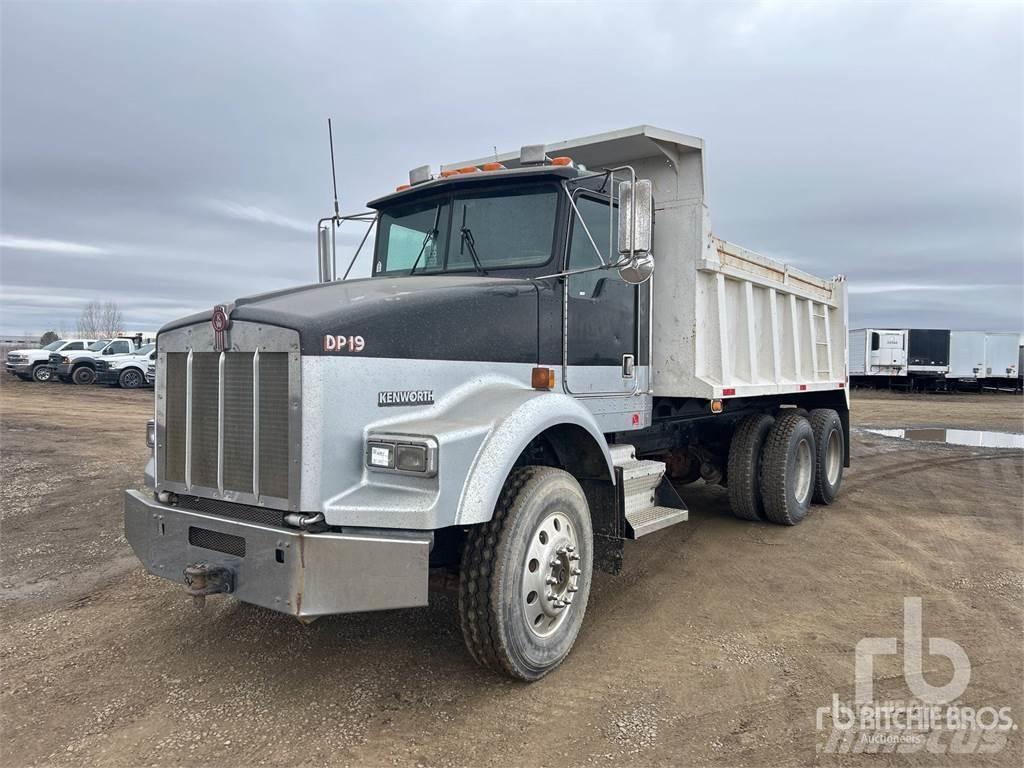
[124, 490, 430, 618]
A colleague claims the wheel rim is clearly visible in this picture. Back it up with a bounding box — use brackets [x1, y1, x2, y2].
[825, 428, 842, 485]
[123, 371, 141, 387]
[794, 438, 813, 504]
[76, 370, 93, 384]
[522, 509, 580, 638]
[34, 367, 50, 381]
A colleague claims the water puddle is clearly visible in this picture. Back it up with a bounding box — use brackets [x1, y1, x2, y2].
[864, 427, 1024, 450]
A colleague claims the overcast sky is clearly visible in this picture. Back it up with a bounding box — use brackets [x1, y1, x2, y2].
[2, 0, 1022, 338]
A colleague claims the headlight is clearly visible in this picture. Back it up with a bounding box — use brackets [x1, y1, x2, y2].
[61, 356, 71, 364]
[146, 419, 155, 448]
[365, 435, 437, 477]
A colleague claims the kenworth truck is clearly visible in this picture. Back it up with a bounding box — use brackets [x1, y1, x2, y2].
[125, 126, 849, 680]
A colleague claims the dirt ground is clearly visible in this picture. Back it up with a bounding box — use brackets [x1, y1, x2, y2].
[1, 378, 1022, 767]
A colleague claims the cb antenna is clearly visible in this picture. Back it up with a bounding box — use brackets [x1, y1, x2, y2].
[328, 118, 340, 221]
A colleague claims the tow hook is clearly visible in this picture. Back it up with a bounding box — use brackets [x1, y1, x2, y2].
[183, 562, 234, 609]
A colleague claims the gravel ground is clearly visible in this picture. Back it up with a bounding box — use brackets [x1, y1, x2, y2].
[1, 377, 1021, 767]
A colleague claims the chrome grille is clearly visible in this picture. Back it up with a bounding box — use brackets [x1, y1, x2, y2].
[157, 322, 298, 509]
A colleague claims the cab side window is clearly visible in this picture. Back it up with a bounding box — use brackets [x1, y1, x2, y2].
[107, 340, 130, 355]
[64, 342, 84, 351]
[567, 195, 618, 298]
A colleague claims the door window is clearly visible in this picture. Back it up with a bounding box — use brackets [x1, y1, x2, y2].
[106, 340, 130, 355]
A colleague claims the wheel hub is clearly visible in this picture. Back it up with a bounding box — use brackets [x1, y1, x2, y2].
[522, 511, 581, 637]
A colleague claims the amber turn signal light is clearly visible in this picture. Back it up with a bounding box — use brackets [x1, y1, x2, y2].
[532, 367, 555, 390]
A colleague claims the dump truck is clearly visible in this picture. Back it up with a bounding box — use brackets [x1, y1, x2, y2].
[125, 126, 850, 680]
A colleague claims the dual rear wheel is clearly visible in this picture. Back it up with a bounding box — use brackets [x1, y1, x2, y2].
[727, 408, 844, 526]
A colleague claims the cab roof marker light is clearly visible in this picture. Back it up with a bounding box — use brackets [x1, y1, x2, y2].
[395, 184, 411, 192]
[550, 156, 573, 167]
[482, 162, 505, 171]
[455, 166, 478, 174]
[439, 169, 459, 178]
[409, 165, 432, 185]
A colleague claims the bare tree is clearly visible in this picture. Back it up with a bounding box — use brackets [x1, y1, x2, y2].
[77, 300, 124, 338]
[77, 300, 102, 337]
[99, 301, 124, 338]
[39, 330, 59, 346]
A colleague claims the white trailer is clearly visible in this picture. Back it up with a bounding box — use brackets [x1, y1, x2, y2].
[983, 332, 1019, 381]
[848, 328, 908, 379]
[947, 331, 986, 381]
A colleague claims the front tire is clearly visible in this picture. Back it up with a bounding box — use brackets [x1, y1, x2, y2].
[809, 409, 844, 504]
[119, 368, 143, 389]
[760, 412, 816, 526]
[31, 365, 52, 383]
[71, 367, 95, 385]
[459, 466, 593, 681]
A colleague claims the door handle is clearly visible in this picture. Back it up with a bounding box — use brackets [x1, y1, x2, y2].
[622, 354, 635, 378]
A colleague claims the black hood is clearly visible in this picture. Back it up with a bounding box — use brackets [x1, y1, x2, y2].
[162, 275, 542, 363]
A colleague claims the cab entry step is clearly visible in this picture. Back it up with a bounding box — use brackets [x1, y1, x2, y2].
[625, 505, 690, 538]
[610, 445, 689, 539]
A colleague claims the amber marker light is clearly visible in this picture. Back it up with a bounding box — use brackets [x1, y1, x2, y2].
[532, 367, 556, 390]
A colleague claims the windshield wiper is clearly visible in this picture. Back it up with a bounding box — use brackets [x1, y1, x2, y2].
[459, 205, 487, 275]
[408, 204, 443, 275]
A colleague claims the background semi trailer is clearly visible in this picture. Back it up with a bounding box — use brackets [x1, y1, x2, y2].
[848, 328, 907, 386]
[125, 125, 850, 680]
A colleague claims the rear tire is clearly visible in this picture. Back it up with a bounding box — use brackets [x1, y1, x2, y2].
[119, 368, 143, 389]
[459, 466, 593, 681]
[727, 413, 774, 521]
[72, 367, 95, 385]
[31, 365, 52, 383]
[760, 412, 816, 526]
[809, 409, 844, 504]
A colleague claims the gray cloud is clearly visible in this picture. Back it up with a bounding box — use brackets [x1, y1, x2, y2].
[1, 0, 1021, 337]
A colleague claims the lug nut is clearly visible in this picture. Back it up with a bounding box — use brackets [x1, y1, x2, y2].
[571, 567, 582, 576]
[567, 585, 578, 593]
[546, 576, 557, 585]
[569, 553, 581, 562]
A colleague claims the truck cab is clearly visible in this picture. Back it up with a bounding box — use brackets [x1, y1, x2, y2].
[125, 126, 850, 681]
[6, 338, 95, 382]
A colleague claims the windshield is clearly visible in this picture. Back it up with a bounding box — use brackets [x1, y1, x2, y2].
[136, 343, 155, 355]
[88, 340, 111, 351]
[43, 340, 64, 351]
[375, 184, 558, 275]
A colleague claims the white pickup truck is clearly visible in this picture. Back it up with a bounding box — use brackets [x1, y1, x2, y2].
[49, 337, 152, 385]
[94, 343, 157, 389]
[5, 339, 97, 382]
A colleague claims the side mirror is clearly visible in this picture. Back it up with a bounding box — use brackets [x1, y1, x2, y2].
[317, 223, 335, 282]
[617, 179, 654, 284]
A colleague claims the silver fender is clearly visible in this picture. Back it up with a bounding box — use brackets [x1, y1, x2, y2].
[455, 387, 615, 525]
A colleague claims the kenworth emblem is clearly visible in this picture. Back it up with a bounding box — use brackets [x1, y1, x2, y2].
[378, 390, 434, 407]
[211, 304, 231, 351]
